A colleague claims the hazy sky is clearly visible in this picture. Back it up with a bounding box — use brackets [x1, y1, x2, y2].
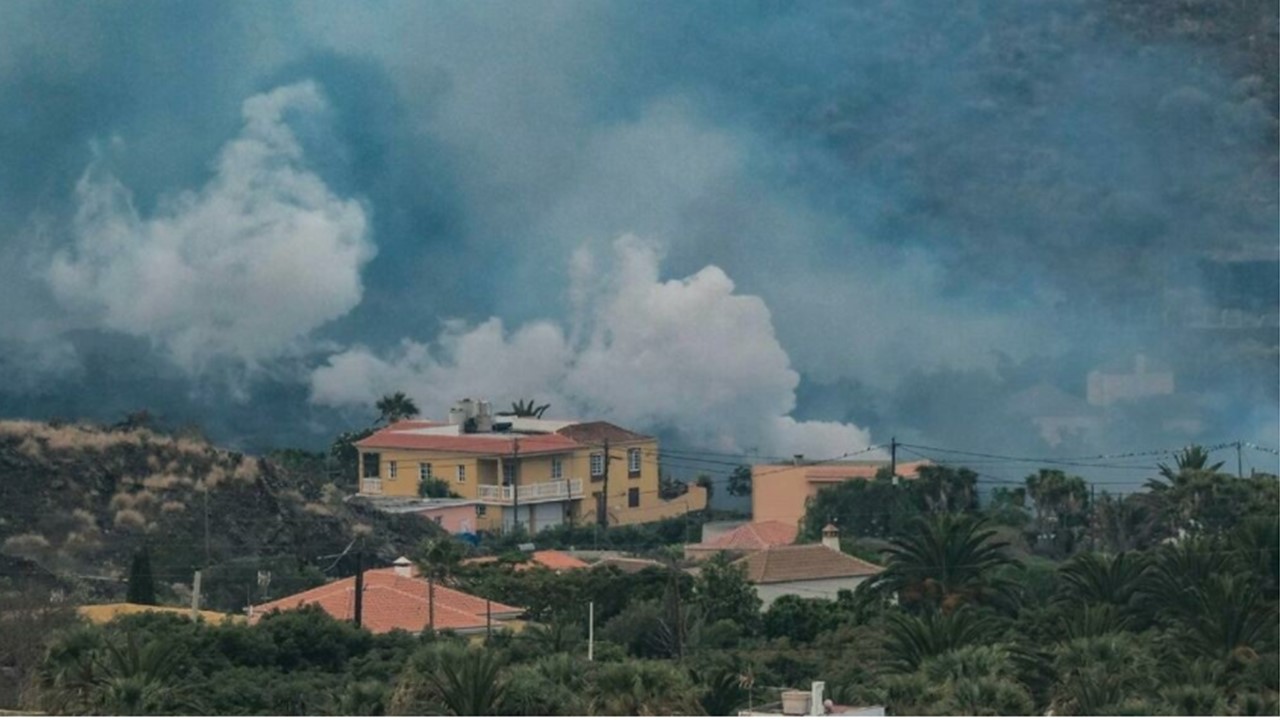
[0, 1, 1275, 479]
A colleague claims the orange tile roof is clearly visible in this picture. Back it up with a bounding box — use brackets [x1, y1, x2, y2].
[734, 544, 884, 584]
[526, 550, 590, 570]
[250, 567, 522, 634]
[688, 521, 797, 551]
[462, 549, 589, 572]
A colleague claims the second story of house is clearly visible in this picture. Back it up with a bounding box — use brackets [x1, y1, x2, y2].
[354, 399, 659, 512]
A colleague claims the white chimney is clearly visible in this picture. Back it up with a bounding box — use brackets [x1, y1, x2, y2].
[821, 524, 840, 552]
[793, 454, 805, 466]
[448, 405, 466, 426]
[475, 400, 493, 432]
[392, 556, 414, 578]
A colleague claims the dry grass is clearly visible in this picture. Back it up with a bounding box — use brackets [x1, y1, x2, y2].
[16, 436, 42, 457]
[161, 501, 187, 514]
[1, 533, 51, 558]
[113, 509, 146, 530]
[231, 456, 258, 483]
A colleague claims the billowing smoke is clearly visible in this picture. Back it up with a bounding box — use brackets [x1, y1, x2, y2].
[48, 82, 373, 372]
[0, 2, 1273, 478]
[311, 236, 876, 458]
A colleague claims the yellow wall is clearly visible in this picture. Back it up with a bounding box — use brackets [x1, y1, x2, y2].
[357, 437, 668, 528]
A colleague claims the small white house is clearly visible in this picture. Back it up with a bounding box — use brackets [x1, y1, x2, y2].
[734, 525, 883, 609]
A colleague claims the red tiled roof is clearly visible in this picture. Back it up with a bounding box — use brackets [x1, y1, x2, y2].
[688, 521, 797, 551]
[251, 567, 522, 634]
[462, 549, 589, 572]
[527, 550, 590, 570]
[734, 544, 884, 584]
[356, 428, 582, 455]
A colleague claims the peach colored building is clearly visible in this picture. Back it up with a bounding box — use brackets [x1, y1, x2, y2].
[750, 460, 929, 528]
[355, 399, 706, 532]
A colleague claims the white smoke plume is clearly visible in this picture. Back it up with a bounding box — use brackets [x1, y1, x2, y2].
[48, 82, 374, 372]
[310, 235, 876, 458]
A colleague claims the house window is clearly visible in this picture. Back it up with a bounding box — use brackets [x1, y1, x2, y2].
[361, 453, 381, 479]
[419, 462, 432, 482]
[503, 461, 515, 485]
[590, 452, 604, 478]
[550, 457, 563, 479]
[476, 504, 486, 517]
[388, 460, 397, 479]
[362, 477, 382, 494]
[628, 448, 641, 477]
[628, 487, 640, 508]
[457, 465, 467, 484]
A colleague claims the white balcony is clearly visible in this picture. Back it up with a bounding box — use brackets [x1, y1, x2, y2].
[477, 478, 583, 505]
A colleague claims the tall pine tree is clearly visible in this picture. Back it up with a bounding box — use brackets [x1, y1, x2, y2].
[126, 546, 157, 605]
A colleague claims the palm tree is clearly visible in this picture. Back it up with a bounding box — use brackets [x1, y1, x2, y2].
[1173, 573, 1275, 661]
[375, 391, 419, 425]
[691, 665, 750, 716]
[1150, 445, 1223, 489]
[508, 398, 550, 418]
[1047, 633, 1158, 715]
[589, 659, 703, 715]
[882, 608, 1002, 673]
[36, 630, 201, 715]
[874, 514, 1022, 613]
[425, 647, 507, 716]
[1056, 551, 1149, 612]
[1025, 469, 1090, 557]
[415, 538, 464, 633]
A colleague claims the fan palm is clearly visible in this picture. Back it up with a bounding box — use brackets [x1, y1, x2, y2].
[375, 391, 420, 424]
[36, 630, 201, 715]
[1057, 551, 1149, 613]
[874, 514, 1022, 612]
[424, 647, 506, 716]
[1174, 573, 1275, 661]
[509, 398, 550, 418]
[882, 608, 1002, 673]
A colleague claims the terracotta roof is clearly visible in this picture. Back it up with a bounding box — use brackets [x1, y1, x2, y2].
[356, 427, 582, 455]
[734, 544, 884, 584]
[250, 567, 522, 634]
[688, 521, 797, 551]
[462, 549, 589, 572]
[556, 421, 652, 445]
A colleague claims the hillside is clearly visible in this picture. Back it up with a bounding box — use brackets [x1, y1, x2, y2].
[0, 420, 441, 612]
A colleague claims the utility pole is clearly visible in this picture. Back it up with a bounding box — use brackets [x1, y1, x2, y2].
[203, 481, 211, 568]
[890, 437, 898, 479]
[353, 548, 365, 629]
[600, 438, 611, 530]
[1088, 484, 1096, 552]
[1236, 440, 1244, 479]
[588, 601, 595, 661]
[511, 437, 521, 533]
[190, 570, 202, 620]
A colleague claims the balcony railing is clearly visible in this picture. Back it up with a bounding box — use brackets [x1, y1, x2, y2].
[477, 478, 583, 504]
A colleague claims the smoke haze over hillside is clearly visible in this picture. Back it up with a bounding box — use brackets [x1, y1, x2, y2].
[0, 1, 1275, 482]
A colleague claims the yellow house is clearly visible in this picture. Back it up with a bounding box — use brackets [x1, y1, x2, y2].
[355, 400, 705, 533]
